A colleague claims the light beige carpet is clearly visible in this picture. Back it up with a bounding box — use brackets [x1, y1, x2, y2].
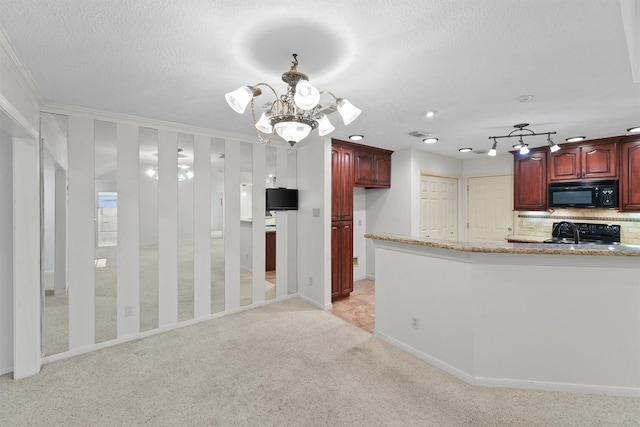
[2, 298, 639, 426]
[44, 233, 276, 356]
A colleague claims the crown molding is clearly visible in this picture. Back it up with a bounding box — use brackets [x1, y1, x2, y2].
[0, 24, 45, 107]
[42, 102, 293, 148]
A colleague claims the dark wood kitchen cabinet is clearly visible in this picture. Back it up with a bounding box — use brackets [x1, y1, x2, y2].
[331, 143, 354, 221]
[265, 231, 276, 271]
[513, 148, 548, 211]
[620, 136, 640, 211]
[549, 141, 617, 182]
[331, 221, 353, 298]
[354, 146, 392, 188]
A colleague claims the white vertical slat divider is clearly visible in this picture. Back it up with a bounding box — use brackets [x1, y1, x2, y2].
[287, 150, 298, 295]
[158, 130, 178, 326]
[116, 123, 140, 337]
[193, 135, 211, 317]
[224, 140, 240, 310]
[67, 116, 95, 348]
[252, 143, 266, 304]
[275, 146, 288, 298]
[12, 137, 41, 379]
[54, 169, 67, 296]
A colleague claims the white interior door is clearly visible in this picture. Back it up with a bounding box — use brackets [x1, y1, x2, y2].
[420, 175, 458, 240]
[467, 175, 513, 242]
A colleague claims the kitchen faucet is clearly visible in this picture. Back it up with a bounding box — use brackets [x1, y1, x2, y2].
[558, 220, 580, 244]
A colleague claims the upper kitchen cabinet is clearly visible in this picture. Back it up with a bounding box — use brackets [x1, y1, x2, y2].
[620, 136, 640, 212]
[353, 145, 393, 188]
[331, 142, 354, 221]
[549, 140, 617, 182]
[513, 148, 547, 211]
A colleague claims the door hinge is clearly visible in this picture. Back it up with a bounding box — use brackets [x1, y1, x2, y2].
[466, 222, 469, 228]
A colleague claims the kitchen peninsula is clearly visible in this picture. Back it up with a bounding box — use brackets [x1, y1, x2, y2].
[366, 233, 640, 396]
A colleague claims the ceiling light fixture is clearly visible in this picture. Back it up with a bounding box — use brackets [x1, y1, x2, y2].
[423, 137, 438, 144]
[459, 147, 472, 153]
[425, 110, 437, 118]
[488, 123, 557, 156]
[349, 135, 364, 141]
[225, 54, 361, 147]
[565, 136, 586, 142]
[547, 135, 560, 152]
[488, 138, 498, 156]
[627, 126, 640, 133]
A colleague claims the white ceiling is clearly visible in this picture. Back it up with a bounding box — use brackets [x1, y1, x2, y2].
[1, 0, 639, 159]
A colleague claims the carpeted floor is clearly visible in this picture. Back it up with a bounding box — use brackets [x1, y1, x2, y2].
[2, 298, 639, 426]
[44, 233, 276, 356]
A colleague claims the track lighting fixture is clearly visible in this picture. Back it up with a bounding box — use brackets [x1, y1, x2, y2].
[487, 123, 557, 156]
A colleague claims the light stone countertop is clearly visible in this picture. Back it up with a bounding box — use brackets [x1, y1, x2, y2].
[365, 233, 640, 257]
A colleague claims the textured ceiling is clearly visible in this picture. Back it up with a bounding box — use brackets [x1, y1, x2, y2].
[1, 0, 639, 159]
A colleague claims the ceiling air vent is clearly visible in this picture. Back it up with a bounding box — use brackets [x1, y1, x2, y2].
[408, 130, 430, 138]
[318, 104, 338, 116]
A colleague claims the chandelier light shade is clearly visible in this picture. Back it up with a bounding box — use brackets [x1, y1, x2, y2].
[274, 120, 312, 144]
[225, 54, 361, 146]
[317, 114, 335, 136]
[487, 123, 557, 156]
[225, 86, 254, 114]
[336, 99, 361, 125]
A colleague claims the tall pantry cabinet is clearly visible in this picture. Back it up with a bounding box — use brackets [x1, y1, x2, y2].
[331, 142, 354, 298]
[331, 139, 393, 300]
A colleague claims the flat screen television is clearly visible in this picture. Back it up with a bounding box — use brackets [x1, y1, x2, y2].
[266, 188, 298, 211]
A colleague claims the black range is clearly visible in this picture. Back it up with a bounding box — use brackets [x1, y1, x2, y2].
[543, 221, 621, 245]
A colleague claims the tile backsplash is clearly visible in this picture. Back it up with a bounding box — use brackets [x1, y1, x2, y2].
[515, 209, 640, 245]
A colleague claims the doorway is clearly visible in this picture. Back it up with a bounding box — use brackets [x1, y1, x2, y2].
[420, 174, 458, 240]
[466, 175, 513, 242]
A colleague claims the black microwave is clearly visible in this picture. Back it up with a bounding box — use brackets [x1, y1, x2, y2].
[548, 180, 618, 208]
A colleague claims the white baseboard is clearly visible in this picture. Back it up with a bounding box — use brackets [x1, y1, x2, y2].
[296, 293, 329, 310]
[42, 294, 299, 367]
[0, 366, 13, 376]
[374, 330, 640, 397]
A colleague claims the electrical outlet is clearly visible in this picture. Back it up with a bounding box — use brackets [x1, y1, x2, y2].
[312, 208, 320, 217]
[410, 316, 420, 329]
[125, 306, 134, 317]
[308, 277, 313, 286]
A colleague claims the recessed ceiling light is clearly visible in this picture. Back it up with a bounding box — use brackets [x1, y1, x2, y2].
[349, 134, 364, 141]
[565, 136, 586, 142]
[423, 137, 438, 144]
[458, 148, 472, 153]
[627, 126, 640, 133]
[425, 110, 438, 118]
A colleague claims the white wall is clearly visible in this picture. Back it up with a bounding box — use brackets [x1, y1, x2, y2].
[296, 137, 329, 309]
[353, 187, 367, 281]
[0, 28, 42, 378]
[0, 129, 13, 374]
[463, 153, 513, 176]
[365, 148, 465, 278]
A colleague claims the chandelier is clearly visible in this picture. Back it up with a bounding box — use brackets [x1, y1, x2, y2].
[488, 123, 559, 156]
[225, 54, 361, 146]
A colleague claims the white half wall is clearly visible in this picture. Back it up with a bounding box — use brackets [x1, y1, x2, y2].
[296, 137, 329, 309]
